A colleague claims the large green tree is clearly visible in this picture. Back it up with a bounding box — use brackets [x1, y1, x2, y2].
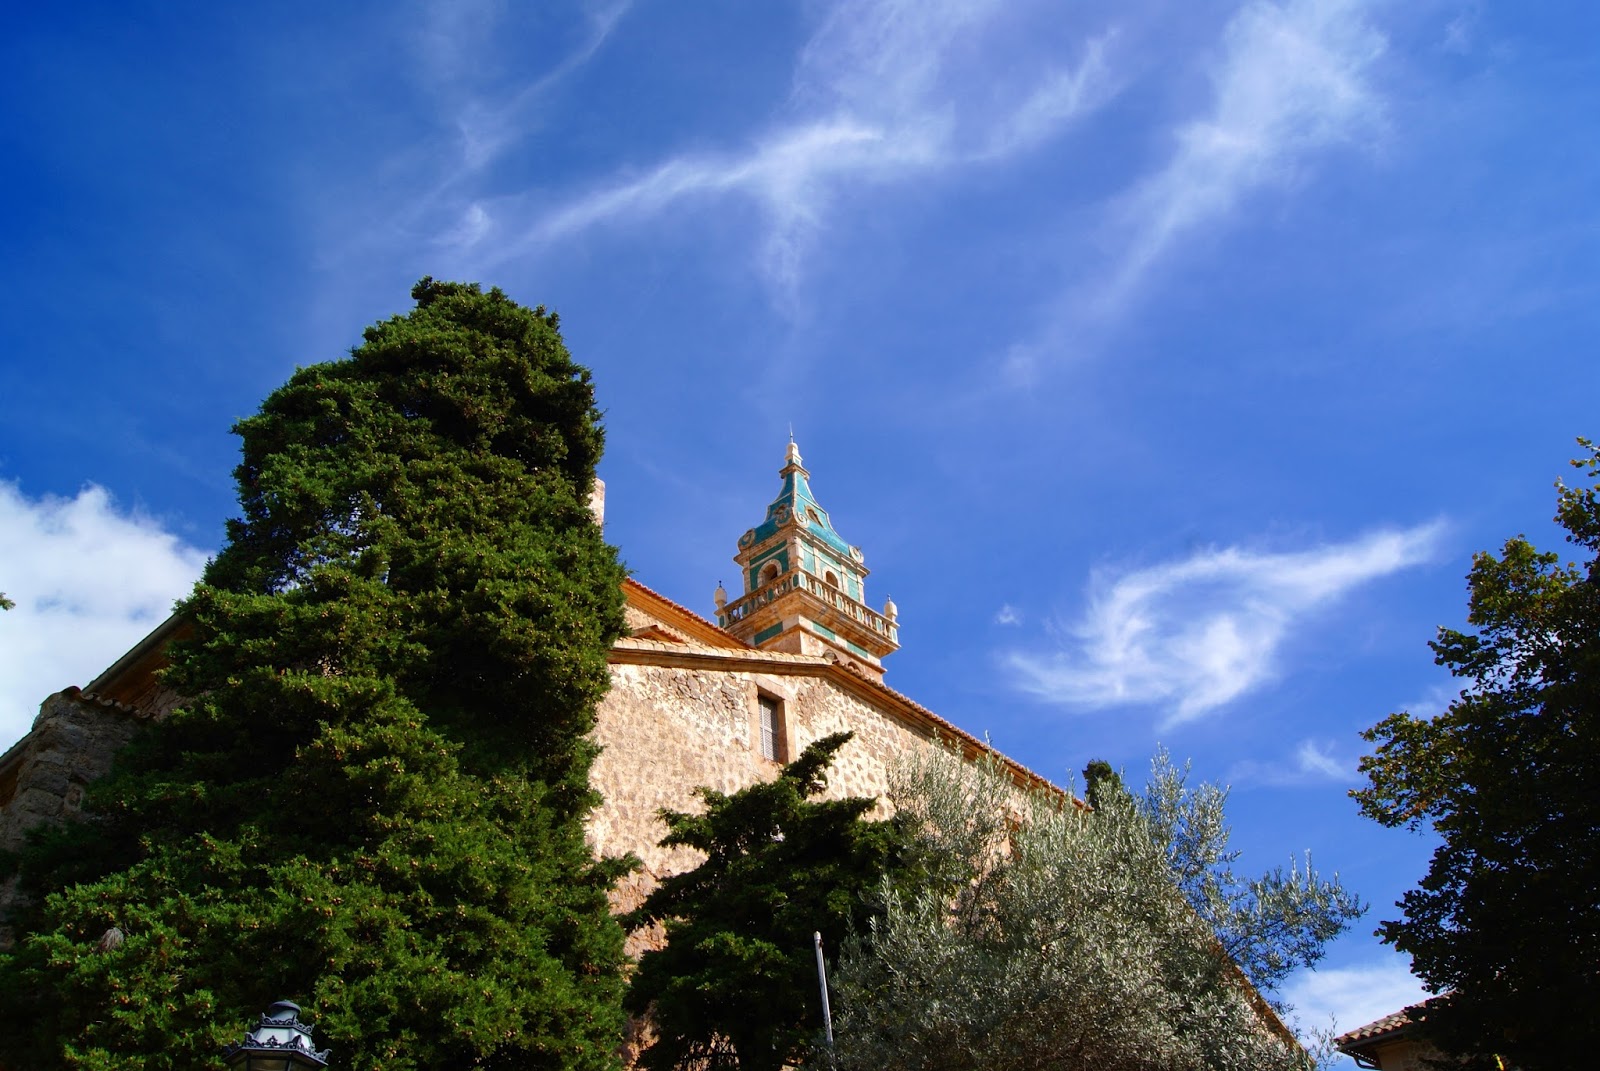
[623, 732, 908, 1071]
[1353, 440, 1600, 1070]
[0, 280, 631, 1071]
[831, 749, 1354, 1071]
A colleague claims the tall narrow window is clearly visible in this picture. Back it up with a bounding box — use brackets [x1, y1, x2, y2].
[759, 695, 781, 761]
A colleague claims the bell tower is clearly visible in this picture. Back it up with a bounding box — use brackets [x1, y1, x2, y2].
[714, 440, 899, 682]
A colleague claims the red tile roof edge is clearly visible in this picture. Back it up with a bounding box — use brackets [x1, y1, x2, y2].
[1335, 1004, 1422, 1047]
[622, 577, 750, 649]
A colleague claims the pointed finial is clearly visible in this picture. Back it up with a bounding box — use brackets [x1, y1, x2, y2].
[714, 580, 728, 609]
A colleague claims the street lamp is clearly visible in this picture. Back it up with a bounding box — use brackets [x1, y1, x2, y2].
[223, 1000, 331, 1071]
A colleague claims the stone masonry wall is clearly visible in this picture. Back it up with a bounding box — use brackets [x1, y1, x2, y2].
[0, 691, 162, 947]
[0, 693, 144, 857]
[588, 655, 952, 955]
[0, 632, 968, 962]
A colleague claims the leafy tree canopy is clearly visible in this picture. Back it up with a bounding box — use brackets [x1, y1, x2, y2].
[623, 732, 909, 1071]
[1354, 439, 1600, 1071]
[0, 280, 632, 1071]
[1135, 749, 1364, 1000]
[831, 749, 1357, 1071]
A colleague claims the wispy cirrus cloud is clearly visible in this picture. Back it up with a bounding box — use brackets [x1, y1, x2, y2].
[1095, 0, 1388, 312]
[1003, 522, 1442, 726]
[486, 0, 1120, 292]
[413, 0, 632, 174]
[374, 0, 1387, 335]
[0, 482, 209, 748]
[923, 0, 1395, 387]
[317, 1, 633, 271]
[1228, 738, 1352, 786]
[975, 53, 1118, 162]
[506, 118, 932, 291]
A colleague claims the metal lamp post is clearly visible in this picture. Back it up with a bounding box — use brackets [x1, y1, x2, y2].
[222, 1000, 331, 1071]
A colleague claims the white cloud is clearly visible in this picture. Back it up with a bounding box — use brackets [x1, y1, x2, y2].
[995, 604, 1022, 626]
[1295, 737, 1347, 778]
[1096, 0, 1388, 311]
[439, 201, 491, 250]
[975, 40, 1118, 161]
[414, 0, 632, 173]
[1003, 522, 1442, 725]
[1228, 737, 1352, 786]
[316, 2, 632, 273]
[793, 0, 1003, 117]
[1282, 958, 1430, 1042]
[458, 1, 632, 171]
[507, 118, 918, 291]
[1398, 680, 1458, 721]
[1441, 4, 1481, 56]
[0, 482, 209, 749]
[489, 0, 1120, 292]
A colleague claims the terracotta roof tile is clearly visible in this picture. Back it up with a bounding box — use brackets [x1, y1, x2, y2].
[1335, 1004, 1423, 1047]
[60, 686, 155, 719]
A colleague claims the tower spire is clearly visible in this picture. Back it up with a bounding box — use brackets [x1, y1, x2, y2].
[717, 440, 899, 681]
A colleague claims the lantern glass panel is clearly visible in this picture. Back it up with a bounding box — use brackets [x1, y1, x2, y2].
[229, 1050, 303, 1071]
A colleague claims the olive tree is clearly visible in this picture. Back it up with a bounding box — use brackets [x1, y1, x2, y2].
[829, 748, 1355, 1071]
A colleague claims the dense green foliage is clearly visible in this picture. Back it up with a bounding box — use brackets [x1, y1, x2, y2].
[624, 733, 908, 1071]
[830, 749, 1354, 1071]
[0, 280, 631, 1071]
[1354, 440, 1600, 1070]
[1082, 757, 1124, 810]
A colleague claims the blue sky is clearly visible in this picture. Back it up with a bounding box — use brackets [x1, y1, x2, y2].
[2, 0, 1597, 1054]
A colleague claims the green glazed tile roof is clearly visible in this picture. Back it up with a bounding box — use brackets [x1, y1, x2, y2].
[750, 441, 853, 556]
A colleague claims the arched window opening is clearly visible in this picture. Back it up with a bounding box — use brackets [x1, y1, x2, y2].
[759, 561, 781, 587]
[824, 570, 840, 588]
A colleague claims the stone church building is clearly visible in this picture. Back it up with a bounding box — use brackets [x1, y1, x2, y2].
[0, 441, 1051, 944]
[0, 439, 1302, 1058]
